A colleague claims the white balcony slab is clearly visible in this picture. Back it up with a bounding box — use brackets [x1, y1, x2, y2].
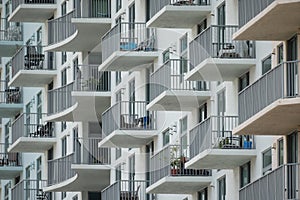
[0, 166, 23, 179]
[8, 137, 56, 153]
[0, 104, 23, 118]
[9, 70, 57, 87]
[0, 41, 23, 57]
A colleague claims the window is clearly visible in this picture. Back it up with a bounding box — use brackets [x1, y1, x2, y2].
[277, 44, 284, 64]
[278, 139, 284, 166]
[240, 162, 250, 188]
[73, 58, 78, 81]
[180, 34, 188, 54]
[61, 192, 67, 199]
[218, 177, 226, 200]
[217, 90, 226, 116]
[262, 148, 272, 175]
[115, 90, 122, 103]
[116, 71, 122, 85]
[262, 55, 272, 75]
[61, 121, 67, 132]
[62, 136, 67, 157]
[61, 1, 67, 15]
[116, 0, 122, 12]
[116, 164, 122, 181]
[4, 182, 10, 200]
[198, 188, 208, 200]
[162, 49, 170, 63]
[116, 148, 122, 159]
[199, 103, 207, 123]
[37, 27, 43, 53]
[162, 128, 170, 146]
[180, 117, 188, 155]
[61, 68, 67, 86]
[197, 19, 207, 34]
[61, 51, 67, 65]
[239, 72, 249, 92]
[37, 156, 42, 181]
[37, 91, 42, 123]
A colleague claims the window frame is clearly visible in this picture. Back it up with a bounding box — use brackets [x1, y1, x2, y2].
[262, 54, 272, 75]
[278, 138, 284, 166]
[240, 162, 251, 188]
[162, 128, 170, 147]
[262, 147, 272, 175]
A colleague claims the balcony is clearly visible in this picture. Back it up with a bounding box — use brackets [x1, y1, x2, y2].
[146, 145, 212, 194]
[240, 163, 300, 200]
[147, 59, 210, 111]
[0, 18, 23, 57]
[185, 116, 256, 170]
[102, 180, 148, 200]
[0, 81, 23, 118]
[9, 0, 56, 22]
[45, 0, 111, 52]
[99, 22, 158, 71]
[100, 101, 157, 148]
[8, 113, 56, 153]
[0, 143, 22, 179]
[234, 0, 300, 41]
[9, 45, 56, 87]
[186, 25, 256, 82]
[234, 61, 300, 136]
[72, 65, 111, 122]
[11, 180, 48, 200]
[44, 138, 111, 192]
[147, 0, 210, 28]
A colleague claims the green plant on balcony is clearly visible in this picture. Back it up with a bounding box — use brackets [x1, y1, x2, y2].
[83, 77, 103, 91]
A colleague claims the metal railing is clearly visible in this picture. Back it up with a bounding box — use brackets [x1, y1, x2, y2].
[11, 179, 48, 200]
[74, 65, 111, 92]
[12, 0, 56, 12]
[0, 80, 22, 104]
[73, 138, 111, 165]
[74, 0, 111, 18]
[102, 180, 148, 200]
[238, 61, 299, 124]
[47, 82, 75, 115]
[150, 59, 210, 101]
[11, 113, 55, 145]
[149, 0, 210, 19]
[240, 163, 300, 200]
[48, 11, 76, 45]
[189, 116, 255, 159]
[11, 45, 56, 77]
[189, 25, 255, 69]
[150, 144, 211, 185]
[47, 153, 75, 186]
[102, 22, 156, 61]
[102, 101, 156, 137]
[0, 143, 22, 167]
[239, 0, 275, 27]
[0, 18, 23, 41]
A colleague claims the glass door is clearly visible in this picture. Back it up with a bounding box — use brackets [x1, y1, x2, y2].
[287, 36, 298, 97]
[287, 132, 298, 199]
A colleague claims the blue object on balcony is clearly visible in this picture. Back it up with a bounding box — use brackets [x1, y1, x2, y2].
[243, 141, 252, 149]
[120, 42, 137, 50]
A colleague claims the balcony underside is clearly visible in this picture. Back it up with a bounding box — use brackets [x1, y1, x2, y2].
[0, 41, 23, 57]
[233, 0, 300, 41]
[44, 18, 111, 52]
[0, 104, 23, 118]
[185, 58, 256, 81]
[99, 130, 157, 148]
[147, 90, 211, 111]
[0, 166, 23, 179]
[72, 91, 111, 122]
[9, 70, 57, 87]
[146, 176, 211, 194]
[234, 98, 300, 136]
[8, 4, 56, 22]
[8, 137, 56, 153]
[43, 165, 111, 192]
[185, 149, 256, 169]
[99, 51, 159, 71]
[146, 5, 211, 28]
[44, 103, 77, 122]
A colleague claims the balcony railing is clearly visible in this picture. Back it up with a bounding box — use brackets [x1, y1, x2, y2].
[0, 18, 23, 41]
[11, 113, 55, 144]
[150, 144, 211, 185]
[11, 179, 48, 200]
[238, 0, 275, 28]
[11, 45, 56, 77]
[0, 81, 22, 104]
[48, 11, 76, 45]
[149, 0, 210, 19]
[189, 25, 255, 69]
[74, 0, 111, 18]
[238, 61, 299, 124]
[47, 82, 75, 115]
[102, 180, 148, 200]
[102, 101, 157, 137]
[0, 143, 22, 167]
[189, 116, 255, 159]
[73, 138, 111, 165]
[150, 59, 209, 101]
[240, 163, 300, 200]
[102, 22, 156, 61]
[74, 65, 111, 92]
[48, 138, 110, 186]
[12, 0, 56, 12]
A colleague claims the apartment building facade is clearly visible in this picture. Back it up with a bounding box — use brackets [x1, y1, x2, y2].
[0, 0, 299, 200]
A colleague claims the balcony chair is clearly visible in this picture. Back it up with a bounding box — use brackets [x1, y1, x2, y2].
[135, 34, 156, 51]
[5, 88, 21, 103]
[25, 46, 45, 70]
[120, 185, 140, 200]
